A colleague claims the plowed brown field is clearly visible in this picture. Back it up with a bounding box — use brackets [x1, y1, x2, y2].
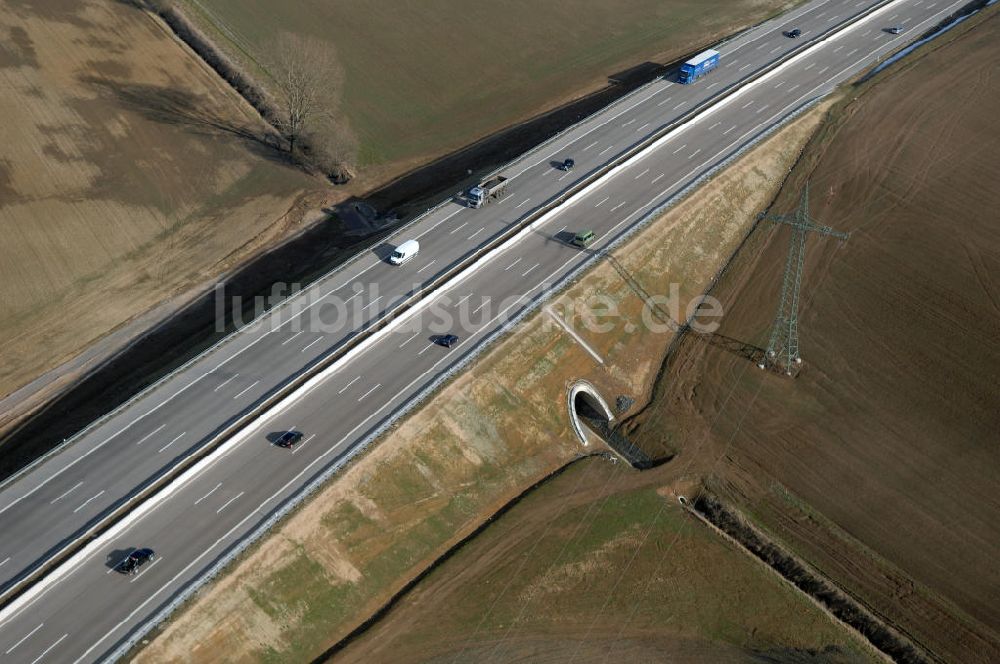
[0, 0, 319, 409]
[625, 9, 1000, 663]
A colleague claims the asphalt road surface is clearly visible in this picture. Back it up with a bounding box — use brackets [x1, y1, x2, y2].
[0, 0, 970, 660]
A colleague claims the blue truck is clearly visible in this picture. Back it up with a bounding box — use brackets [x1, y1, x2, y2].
[678, 49, 720, 84]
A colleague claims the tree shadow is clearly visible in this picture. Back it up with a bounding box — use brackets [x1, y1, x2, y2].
[80, 76, 297, 169]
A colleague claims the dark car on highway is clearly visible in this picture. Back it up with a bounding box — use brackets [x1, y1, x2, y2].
[119, 548, 155, 575]
[436, 334, 459, 348]
[275, 430, 304, 449]
[559, 158, 575, 171]
[783, 28, 802, 38]
[886, 26, 903, 34]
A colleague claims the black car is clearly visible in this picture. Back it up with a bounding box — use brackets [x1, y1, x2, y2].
[886, 26, 903, 34]
[783, 28, 802, 38]
[120, 548, 155, 575]
[559, 158, 575, 171]
[436, 334, 459, 348]
[275, 430, 304, 448]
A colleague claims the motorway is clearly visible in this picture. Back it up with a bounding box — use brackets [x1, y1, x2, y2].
[0, 0, 972, 660]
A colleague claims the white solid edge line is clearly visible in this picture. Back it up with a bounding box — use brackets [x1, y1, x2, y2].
[23, 39, 910, 646]
[0, 0, 847, 503]
[0, 0, 916, 632]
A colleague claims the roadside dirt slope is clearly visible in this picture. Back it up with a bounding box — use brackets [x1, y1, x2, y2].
[627, 10, 1000, 663]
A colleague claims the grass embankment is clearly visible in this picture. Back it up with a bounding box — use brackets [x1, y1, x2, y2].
[178, 0, 795, 181]
[0, 0, 320, 411]
[136, 100, 831, 663]
[626, 7, 1000, 663]
[337, 460, 875, 664]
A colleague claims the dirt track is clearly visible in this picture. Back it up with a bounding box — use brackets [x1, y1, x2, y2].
[626, 8, 1000, 662]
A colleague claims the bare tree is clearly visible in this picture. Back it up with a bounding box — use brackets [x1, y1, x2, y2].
[268, 33, 342, 156]
[301, 117, 358, 182]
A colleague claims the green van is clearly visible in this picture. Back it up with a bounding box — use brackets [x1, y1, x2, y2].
[571, 230, 595, 248]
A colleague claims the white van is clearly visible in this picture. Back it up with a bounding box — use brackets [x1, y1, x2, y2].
[389, 239, 419, 265]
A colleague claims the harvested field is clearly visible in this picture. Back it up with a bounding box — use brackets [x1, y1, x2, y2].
[136, 95, 829, 664]
[625, 8, 1000, 663]
[335, 459, 875, 664]
[180, 0, 794, 182]
[0, 0, 320, 411]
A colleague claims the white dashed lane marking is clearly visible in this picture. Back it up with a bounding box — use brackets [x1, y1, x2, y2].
[157, 432, 186, 454]
[280, 331, 304, 346]
[337, 376, 361, 394]
[72, 490, 105, 514]
[212, 374, 239, 392]
[231, 380, 260, 398]
[216, 491, 244, 514]
[27, 633, 67, 663]
[300, 338, 323, 353]
[194, 483, 222, 505]
[357, 385, 380, 402]
[135, 424, 165, 446]
[5, 623, 44, 654]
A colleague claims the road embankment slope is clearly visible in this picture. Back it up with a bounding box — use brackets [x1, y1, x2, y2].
[134, 96, 834, 664]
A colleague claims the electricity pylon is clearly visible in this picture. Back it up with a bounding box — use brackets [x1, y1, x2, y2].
[758, 183, 848, 375]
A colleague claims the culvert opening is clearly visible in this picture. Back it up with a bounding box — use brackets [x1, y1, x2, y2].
[568, 381, 655, 469]
[574, 392, 606, 421]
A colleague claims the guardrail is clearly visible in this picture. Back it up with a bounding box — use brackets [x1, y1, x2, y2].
[0, 0, 899, 614]
[102, 96, 824, 664]
[55, 0, 939, 646]
[99, 0, 955, 651]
